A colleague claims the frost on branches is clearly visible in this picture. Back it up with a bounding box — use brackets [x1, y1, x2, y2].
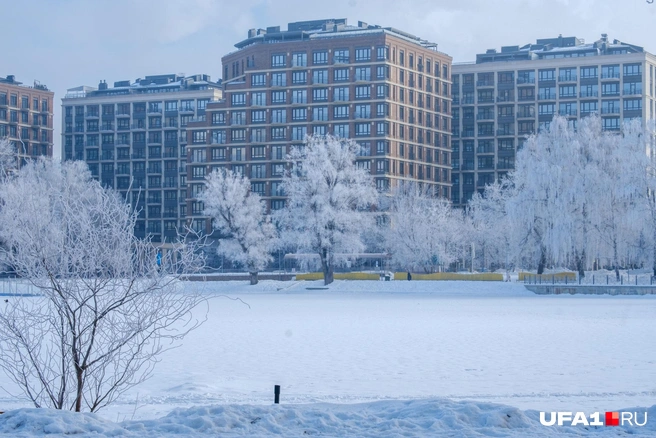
[0, 159, 207, 412]
[200, 168, 276, 285]
[386, 182, 462, 273]
[279, 135, 377, 285]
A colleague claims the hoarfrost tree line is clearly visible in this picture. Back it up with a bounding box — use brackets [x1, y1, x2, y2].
[0, 141, 208, 412]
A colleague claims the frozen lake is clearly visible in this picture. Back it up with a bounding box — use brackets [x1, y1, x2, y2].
[2, 279, 655, 425]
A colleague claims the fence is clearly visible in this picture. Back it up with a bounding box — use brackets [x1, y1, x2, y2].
[522, 272, 656, 286]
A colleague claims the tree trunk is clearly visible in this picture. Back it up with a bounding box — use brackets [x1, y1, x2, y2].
[613, 238, 620, 281]
[249, 272, 258, 285]
[537, 245, 547, 275]
[652, 218, 656, 277]
[74, 365, 84, 412]
[320, 249, 334, 285]
[575, 249, 586, 279]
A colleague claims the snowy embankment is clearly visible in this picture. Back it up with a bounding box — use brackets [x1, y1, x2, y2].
[1, 279, 655, 436]
[3, 399, 656, 437]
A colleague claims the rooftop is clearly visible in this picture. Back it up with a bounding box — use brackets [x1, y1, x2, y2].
[0, 75, 51, 92]
[233, 18, 440, 53]
[471, 34, 645, 64]
[64, 74, 221, 99]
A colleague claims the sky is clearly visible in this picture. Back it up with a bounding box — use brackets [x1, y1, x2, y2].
[3, 0, 656, 156]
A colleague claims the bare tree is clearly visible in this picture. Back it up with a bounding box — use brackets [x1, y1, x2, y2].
[0, 159, 207, 412]
[199, 168, 276, 285]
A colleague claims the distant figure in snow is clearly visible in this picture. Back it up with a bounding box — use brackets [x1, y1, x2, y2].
[505, 271, 511, 282]
[407, 271, 412, 281]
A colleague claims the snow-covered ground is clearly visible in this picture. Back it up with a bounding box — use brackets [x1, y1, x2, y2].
[1, 279, 656, 436]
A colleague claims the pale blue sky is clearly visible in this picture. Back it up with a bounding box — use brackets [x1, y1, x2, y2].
[3, 0, 655, 154]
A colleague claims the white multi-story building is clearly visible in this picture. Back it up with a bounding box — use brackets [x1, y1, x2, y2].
[61, 74, 222, 242]
[452, 34, 656, 205]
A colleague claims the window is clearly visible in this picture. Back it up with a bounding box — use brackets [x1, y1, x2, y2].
[231, 129, 246, 142]
[252, 92, 266, 106]
[538, 69, 555, 81]
[313, 50, 328, 65]
[231, 110, 246, 125]
[623, 82, 643, 95]
[376, 103, 388, 117]
[251, 182, 265, 196]
[313, 88, 328, 102]
[292, 52, 307, 67]
[355, 123, 371, 136]
[601, 100, 620, 114]
[212, 112, 226, 125]
[292, 126, 307, 141]
[580, 84, 598, 97]
[334, 123, 349, 137]
[624, 99, 642, 111]
[292, 108, 307, 121]
[313, 70, 328, 84]
[231, 147, 245, 161]
[251, 128, 266, 142]
[334, 87, 349, 101]
[313, 106, 328, 121]
[376, 46, 389, 60]
[602, 117, 620, 131]
[580, 101, 598, 114]
[600, 65, 619, 79]
[271, 109, 286, 124]
[192, 131, 206, 144]
[376, 122, 389, 135]
[580, 66, 598, 79]
[559, 68, 577, 81]
[197, 99, 209, 110]
[334, 48, 349, 64]
[271, 73, 286, 87]
[355, 104, 370, 118]
[251, 110, 266, 123]
[355, 67, 371, 81]
[313, 125, 327, 135]
[601, 82, 620, 96]
[211, 147, 226, 160]
[271, 53, 286, 68]
[251, 164, 266, 178]
[538, 87, 555, 100]
[333, 105, 349, 119]
[376, 84, 388, 98]
[623, 63, 642, 77]
[272, 145, 285, 160]
[334, 68, 349, 82]
[292, 89, 307, 104]
[271, 127, 286, 140]
[272, 91, 286, 104]
[538, 103, 555, 115]
[251, 73, 266, 87]
[272, 164, 285, 176]
[376, 66, 388, 79]
[355, 86, 371, 99]
[559, 85, 577, 98]
[517, 70, 535, 84]
[355, 47, 371, 62]
[292, 71, 307, 84]
[231, 93, 246, 106]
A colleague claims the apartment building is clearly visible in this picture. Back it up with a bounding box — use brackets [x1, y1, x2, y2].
[186, 18, 452, 233]
[61, 74, 222, 242]
[0, 75, 54, 161]
[451, 34, 656, 205]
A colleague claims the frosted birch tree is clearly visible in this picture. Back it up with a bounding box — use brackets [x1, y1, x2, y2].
[0, 138, 17, 180]
[0, 159, 207, 412]
[386, 182, 461, 272]
[200, 168, 276, 285]
[278, 135, 377, 285]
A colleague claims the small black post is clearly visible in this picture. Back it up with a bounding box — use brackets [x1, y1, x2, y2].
[636, 275, 638, 286]
[607, 275, 609, 285]
[274, 385, 280, 404]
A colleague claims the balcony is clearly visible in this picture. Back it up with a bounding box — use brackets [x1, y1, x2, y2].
[579, 91, 598, 97]
[623, 89, 642, 96]
[116, 111, 130, 118]
[537, 93, 556, 100]
[558, 74, 577, 82]
[131, 123, 146, 130]
[85, 112, 99, 118]
[498, 114, 515, 123]
[517, 77, 536, 85]
[601, 72, 620, 79]
[476, 80, 494, 87]
[476, 113, 494, 120]
[496, 96, 514, 102]
[478, 131, 494, 137]
[518, 95, 535, 102]
[558, 109, 578, 116]
[477, 97, 494, 104]
[179, 106, 195, 114]
[601, 107, 620, 114]
[517, 111, 535, 119]
[147, 108, 162, 115]
[496, 129, 515, 136]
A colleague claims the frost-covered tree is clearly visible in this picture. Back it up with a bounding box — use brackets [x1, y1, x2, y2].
[0, 138, 17, 180]
[278, 135, 377, 285]
[200, 168, 276, 285]
[386, 182, 461, 272]
[0, 159, 206, 412]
